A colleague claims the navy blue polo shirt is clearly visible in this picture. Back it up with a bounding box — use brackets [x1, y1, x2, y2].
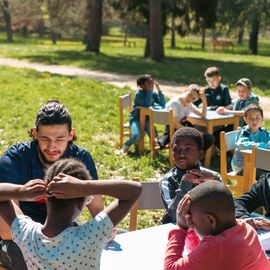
[194, 83, 232, 110]
[0, 141, 98, 223]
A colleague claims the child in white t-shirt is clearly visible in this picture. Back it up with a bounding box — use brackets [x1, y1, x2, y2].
[158, 84, 214, 152]
[0, 158, 141, 270]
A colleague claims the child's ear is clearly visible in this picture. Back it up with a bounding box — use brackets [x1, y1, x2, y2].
[206, 214, 217, 229]
[199, 149, 204, 161]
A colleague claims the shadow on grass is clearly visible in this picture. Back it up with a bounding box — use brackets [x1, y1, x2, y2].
[19, 49, 270, 92]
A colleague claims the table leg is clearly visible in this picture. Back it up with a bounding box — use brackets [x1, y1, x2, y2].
[233, 117, 240, 130]
[205, 121, 214, 168]
[242, 153, 251, 193]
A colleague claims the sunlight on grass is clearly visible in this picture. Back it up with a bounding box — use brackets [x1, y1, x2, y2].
[0, 66, 171, 229]
[0, 32, 269, 94]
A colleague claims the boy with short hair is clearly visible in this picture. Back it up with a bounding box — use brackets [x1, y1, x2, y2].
[216, 78, 259, 127]
[0, 158, 142, 270]
[231, 104, 270, 176]
[194, 66, 231, 110]
[164, 180, 270, 269]
[160, 127, 221, 223]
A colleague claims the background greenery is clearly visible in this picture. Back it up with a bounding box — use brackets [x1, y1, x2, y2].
[0, 32, 270, 95]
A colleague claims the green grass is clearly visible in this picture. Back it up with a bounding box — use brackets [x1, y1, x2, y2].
[0, 66, 171, 229]
[0, 33, 270, 96]
[1, 33, 270, 229]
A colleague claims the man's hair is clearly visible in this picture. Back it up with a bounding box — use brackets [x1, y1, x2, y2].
[189, 180, 234, 217]
[244, 103, 264, 118]
[45, 158, 91, 209]
[171, 127, 204, 151]
[29, 100, 77, 141]
[204, 66, 220, 78]
[137, 74, 152, 87]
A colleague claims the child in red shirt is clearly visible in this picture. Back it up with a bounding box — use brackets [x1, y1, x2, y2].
[164, 181, 270, 270]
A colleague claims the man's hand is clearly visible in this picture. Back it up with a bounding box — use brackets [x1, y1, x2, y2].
[182, 169, 218, 186]
[18, 180, 47, 201]
[47, 173, 86, 199]
[176, 194, 192, 230]
[245, 217, 270, 231]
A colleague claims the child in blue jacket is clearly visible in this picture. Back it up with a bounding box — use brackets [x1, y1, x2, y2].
[232, 104, 270, 177]
[120, 74, 166, 154]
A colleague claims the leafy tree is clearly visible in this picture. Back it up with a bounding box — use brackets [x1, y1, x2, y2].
[85, 0, 103, 53]
[149, 0, 164, 61]
[167, 0, 189, 48]
[0, 0, 13, 42]
[190, 0, 218, 49]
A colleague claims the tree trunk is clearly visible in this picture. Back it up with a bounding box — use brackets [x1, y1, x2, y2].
[201, 21, 206, 49]
[37, 19, 45, 38]
[149, 0, 164, 61]
[144, 32, 150, 58]
[123, 24, 128, 46]
[1, 0, 13, 42]
[85, 0, 102, 53]
[171, 12, 175, 49]
[237, 26, 244, 45]
[21, 25, 28, 38]
[51, 31, 57, 44]
[249, 16, 260, 55]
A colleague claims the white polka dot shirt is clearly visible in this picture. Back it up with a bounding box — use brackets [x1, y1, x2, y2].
[11, 212, 113, 270]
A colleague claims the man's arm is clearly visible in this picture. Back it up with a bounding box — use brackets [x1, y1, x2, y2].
[80, 152, 105, 217]
[0, 181, 47, 227]
[234, 177, 267, 219]
[47, 175, 142, 226]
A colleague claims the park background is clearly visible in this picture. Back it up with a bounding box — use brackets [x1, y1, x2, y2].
[0, 0, 269, 229]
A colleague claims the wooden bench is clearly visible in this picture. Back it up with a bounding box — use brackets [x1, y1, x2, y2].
[124, 40, 136, 47]
[210, 39, 234, 51]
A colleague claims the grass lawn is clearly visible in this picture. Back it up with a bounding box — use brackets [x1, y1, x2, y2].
[0, 33, 270, 96]
[0, 66, 169, 229]
[1, 33, 270, 229]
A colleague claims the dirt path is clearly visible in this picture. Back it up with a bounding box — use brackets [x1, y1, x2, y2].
[1, 57, 270, 118]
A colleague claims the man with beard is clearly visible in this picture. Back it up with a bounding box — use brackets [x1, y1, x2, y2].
[0, 100, 104, 269]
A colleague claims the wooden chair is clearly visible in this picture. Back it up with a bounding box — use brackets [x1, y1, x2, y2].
[119, 93, 132, 148]
[249, 145, 270, 183]
[149, 108, 174, 168]
[220, 130, 255, 197]
[129, 179, 165, 231]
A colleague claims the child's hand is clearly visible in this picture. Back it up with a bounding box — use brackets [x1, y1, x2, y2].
[47, 173, 86, 199]
[18, 179, 47, 201]
[216, 106, 225, 114]
[153, 81, 161, 91]
[246, 217, 270, 231]
[176, 194, 192, 230]
[183, 169, 218, 185]
[199, 87, 206, 99]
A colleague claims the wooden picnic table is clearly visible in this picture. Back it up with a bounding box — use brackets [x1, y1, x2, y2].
[101, 223, 270, 269]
